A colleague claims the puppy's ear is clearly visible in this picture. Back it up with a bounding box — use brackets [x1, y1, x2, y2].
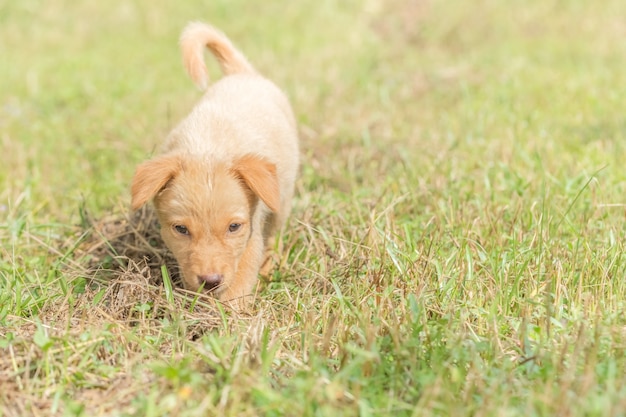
[131, 154, 181, 210]
[232, 155, 280, 213]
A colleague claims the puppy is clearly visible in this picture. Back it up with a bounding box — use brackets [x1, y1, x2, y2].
[131, 22, 299, 308]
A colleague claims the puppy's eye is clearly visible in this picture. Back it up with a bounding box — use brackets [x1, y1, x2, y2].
[228, 223, 242, 233]
[174, 225, 189, 235]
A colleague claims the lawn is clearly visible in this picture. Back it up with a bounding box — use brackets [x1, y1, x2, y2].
[2, 0, 626, 416]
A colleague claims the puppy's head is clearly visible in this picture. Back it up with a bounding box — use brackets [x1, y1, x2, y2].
[131, 153, 279, 296]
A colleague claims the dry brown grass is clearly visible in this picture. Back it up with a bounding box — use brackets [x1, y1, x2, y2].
[0, 208, 225, 416]
[78, 206, 180, 289]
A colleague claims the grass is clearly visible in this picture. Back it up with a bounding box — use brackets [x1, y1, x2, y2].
[2, 0, 626, 415]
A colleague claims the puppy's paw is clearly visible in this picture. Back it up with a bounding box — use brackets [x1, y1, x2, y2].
[219, 285, 254, 313]
[221, 296, 252, 314]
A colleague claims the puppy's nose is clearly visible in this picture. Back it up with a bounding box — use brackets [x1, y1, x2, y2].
[197, 274, 223, 291]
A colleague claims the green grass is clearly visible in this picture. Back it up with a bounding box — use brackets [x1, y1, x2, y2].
[2, 0, 626, 415]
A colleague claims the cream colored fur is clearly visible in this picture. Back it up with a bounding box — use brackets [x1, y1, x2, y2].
[131, 22, 299, 309]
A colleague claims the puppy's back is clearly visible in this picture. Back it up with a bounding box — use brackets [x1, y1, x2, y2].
[170, 22, 299, 202]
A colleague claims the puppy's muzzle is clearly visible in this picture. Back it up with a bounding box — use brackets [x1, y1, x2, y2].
[198, 273, 223, 291]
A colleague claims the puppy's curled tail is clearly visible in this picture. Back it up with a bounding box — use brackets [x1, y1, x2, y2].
[180, 22, 256, 90]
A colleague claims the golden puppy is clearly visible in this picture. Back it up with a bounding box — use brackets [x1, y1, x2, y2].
[131, 22, 299, 308]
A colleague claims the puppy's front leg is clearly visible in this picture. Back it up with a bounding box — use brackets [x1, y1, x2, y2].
[259, 236, 284, 277]
[219, 233, 264, 310]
